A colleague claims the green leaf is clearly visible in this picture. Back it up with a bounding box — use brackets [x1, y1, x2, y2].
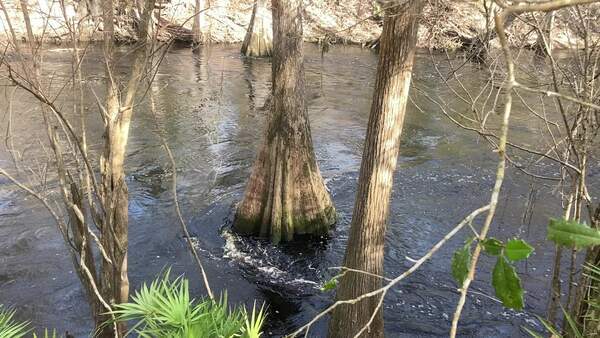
[451, 241, 472, 286]
[547, 218, 600, 249]
[492, 256, 524, 310]
[505, 239, 534, 261]
[321, 276, 339, 292]
[481, 238, 503, 256]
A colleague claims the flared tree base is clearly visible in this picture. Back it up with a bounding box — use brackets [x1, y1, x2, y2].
[241, 2, 272, 57]
[232, 136, 336, 244]
[234, 204, 335, 243]
[241, 34, 273, 58]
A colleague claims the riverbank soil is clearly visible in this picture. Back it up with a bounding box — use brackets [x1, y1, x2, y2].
[0, 1, 594, 49]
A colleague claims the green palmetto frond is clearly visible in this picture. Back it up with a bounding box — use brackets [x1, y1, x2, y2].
[242, 301, 267, 338]
[32, 328, 59, 338]
[0, 305, 31, 338]
[110, 271, 266, 338]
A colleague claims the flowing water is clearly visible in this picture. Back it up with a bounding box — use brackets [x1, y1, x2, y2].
[1, 44, 598, 337]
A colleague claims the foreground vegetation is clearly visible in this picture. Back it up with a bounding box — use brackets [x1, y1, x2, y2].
[0, 273, 266, 338]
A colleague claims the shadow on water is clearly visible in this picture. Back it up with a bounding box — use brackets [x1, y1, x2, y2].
[1, 43, 597, 337]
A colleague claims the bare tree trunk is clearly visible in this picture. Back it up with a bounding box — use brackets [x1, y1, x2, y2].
[84, 0, 102, 25]
[574, 248, 600, 336]
[97, 0, 154, 335]
[0, 0, 20, 53]
[1, 0, 154, 336]
[68, 179, 105, 330]
[98, 1, 122, 336]
[192, 0, 205, 45]
[241, 0, 273, 57]
[19, 0, 35, 44]
[534, 11, 555, 56]
[466, 1, 515, 62]
[574, 205, 600, 337]
[356, 0, 364, 17]
[57, 1, 107, 327]
[233, 0, 335, 243]
[547, 245, 563, 323]
[328, 1, 424, 337]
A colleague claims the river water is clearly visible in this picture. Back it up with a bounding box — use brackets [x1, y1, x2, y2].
[1, 44, 597, 337]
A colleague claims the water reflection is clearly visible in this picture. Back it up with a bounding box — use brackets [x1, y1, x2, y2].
[0, 44, 590, 337]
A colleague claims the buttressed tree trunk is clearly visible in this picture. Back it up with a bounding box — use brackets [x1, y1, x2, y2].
[233, 0, 335, 243]
[328, 1, 424, 337]
[241, 0, 273, 57]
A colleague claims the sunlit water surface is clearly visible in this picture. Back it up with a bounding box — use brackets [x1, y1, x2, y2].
[1, 44, 599, 337]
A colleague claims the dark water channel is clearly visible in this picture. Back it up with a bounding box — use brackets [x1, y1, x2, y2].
[1, 44, 598, 337]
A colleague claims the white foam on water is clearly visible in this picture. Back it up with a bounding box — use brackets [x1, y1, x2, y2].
[222, 229, 319, 286]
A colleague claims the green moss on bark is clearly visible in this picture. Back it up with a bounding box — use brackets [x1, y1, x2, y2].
[232, 212, 261, 235]
[232, 205, 336, 243]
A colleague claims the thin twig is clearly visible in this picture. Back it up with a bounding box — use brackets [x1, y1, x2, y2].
[147, 87, 214, 300]
[287, 205, 490, 337]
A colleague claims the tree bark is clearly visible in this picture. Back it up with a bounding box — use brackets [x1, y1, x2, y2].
[574, 205, 600, 337]
[98, 1, 123, 336]
[534, 11, 555, 57]
[96, 0, 154, 336]
[68, 180, 105, 333]
[356, 0, 364, 17]
[192, 0, 205, 45]
[19, 0, 35, 44]
[547, 245, 563, 323]
[0, 0, 20, 53]
[2, 0, 152, 336]
[241, 0, 273, 57]
[465, 2, 515, 63]
[328, 1, 424, 337]
[81, 0, 102, 26]
[233, 0, 335, 243]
